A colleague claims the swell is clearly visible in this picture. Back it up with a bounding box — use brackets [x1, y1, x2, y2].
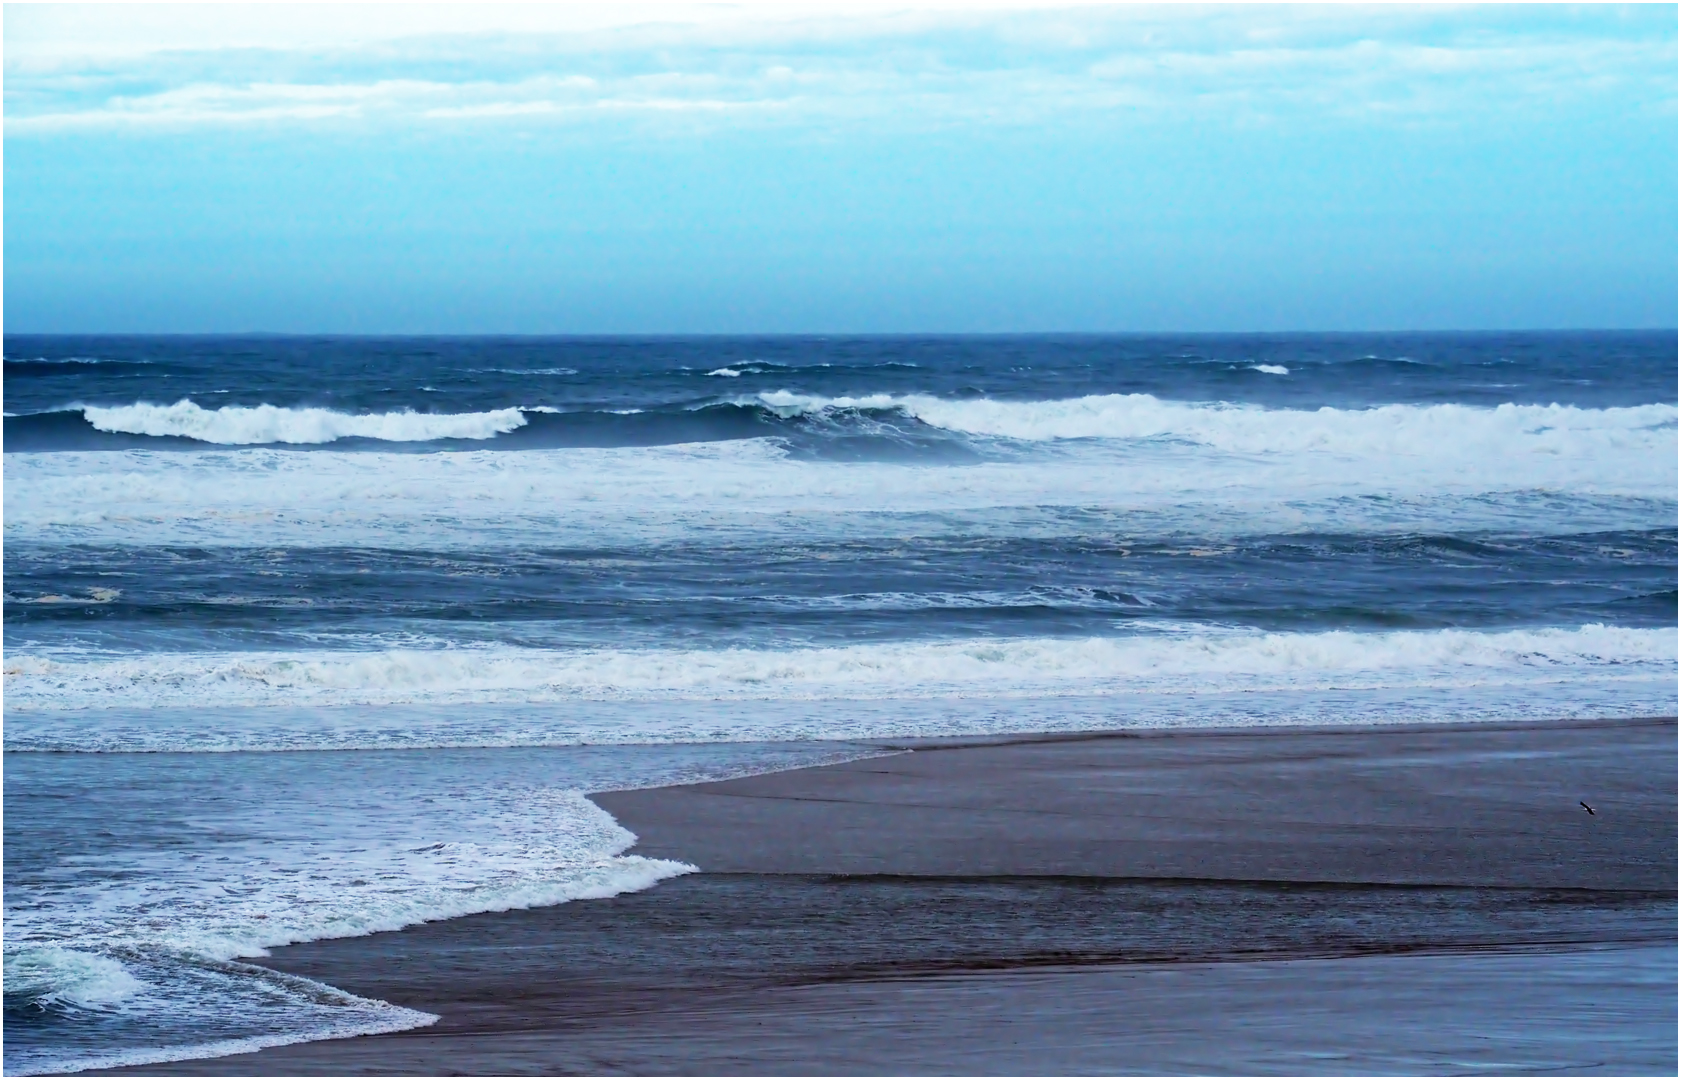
[4, 356, 156, 374]
[8, 531, 1675, 655]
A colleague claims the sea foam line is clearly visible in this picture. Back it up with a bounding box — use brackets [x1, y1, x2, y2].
[6, 625, 1671, 712]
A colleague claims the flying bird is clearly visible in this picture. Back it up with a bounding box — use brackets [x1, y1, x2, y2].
[1580, 801, 1596, 816]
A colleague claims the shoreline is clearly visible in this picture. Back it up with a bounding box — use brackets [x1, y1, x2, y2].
[101, 715, 1677, 1075]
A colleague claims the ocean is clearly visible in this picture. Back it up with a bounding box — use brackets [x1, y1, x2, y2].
[4, 332, 1677, 1073]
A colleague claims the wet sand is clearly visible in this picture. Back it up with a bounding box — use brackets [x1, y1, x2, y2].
[110, 717, 1677, 1075]
[596, 715, 1679, 888]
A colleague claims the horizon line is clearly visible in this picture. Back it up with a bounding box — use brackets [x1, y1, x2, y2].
[6, 328, 1678, 340]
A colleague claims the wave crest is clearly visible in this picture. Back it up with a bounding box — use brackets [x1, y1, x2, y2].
[82, 401, 529, 445]
[755, 391, 1678, 453]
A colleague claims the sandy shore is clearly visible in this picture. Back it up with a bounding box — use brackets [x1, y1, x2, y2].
[597, 715, 1679, 888]
[107, 717, 1677, 1075]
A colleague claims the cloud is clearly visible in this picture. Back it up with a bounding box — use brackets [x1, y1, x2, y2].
[5, 4, 1674, 135]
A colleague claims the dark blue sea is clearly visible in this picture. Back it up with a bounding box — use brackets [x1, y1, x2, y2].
[4, 333, 1677, 1072]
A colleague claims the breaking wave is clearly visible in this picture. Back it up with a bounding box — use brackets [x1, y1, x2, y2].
[5, 948, 147, 1013]
[9, 394, 1673, 458]
[81, 401, 530, 445]
[753, 392, 1677, 454]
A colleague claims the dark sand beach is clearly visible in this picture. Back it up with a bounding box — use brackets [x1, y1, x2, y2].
[110, 717, 1678, 1076]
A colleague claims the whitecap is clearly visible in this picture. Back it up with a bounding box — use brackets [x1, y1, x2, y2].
[80, 400, 529, 445]
[753, 390, 1676, 454]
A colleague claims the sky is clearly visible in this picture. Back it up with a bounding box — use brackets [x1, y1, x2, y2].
[4, 2, 1676, 333]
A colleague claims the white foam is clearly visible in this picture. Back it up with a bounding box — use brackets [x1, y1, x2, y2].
[8, 625, 1670, 713]
[756, 390, 1676, 453]
[707, 367, 743, 377]
[20, 997, 439, 1077]
[9, 680, 1671, 756]
[5, 948, 147, 1011]
[5, 789, 693, 960]
[1252, 364, 1290, 375]
[7, 417, 1673, 550]
[81, 400, 530, 444]
[3, 741, 880, 1074]
[4, 782, 691, 1075]
[2, 946, 439, 1075]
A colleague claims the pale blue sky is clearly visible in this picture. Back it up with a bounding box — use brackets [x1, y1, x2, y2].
[5, 3, 1676, 332]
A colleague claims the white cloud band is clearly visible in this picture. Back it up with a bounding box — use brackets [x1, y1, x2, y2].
[5, 5, 1674, 133]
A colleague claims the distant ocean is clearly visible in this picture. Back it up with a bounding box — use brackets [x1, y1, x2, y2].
[5, 333, 1677, 1073]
